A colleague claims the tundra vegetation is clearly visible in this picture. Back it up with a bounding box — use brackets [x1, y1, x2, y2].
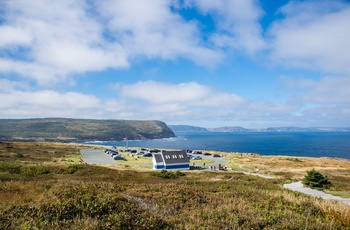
[0, 142, 349, 229]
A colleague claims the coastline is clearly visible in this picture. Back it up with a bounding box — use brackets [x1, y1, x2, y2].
[84, 131, 350, 160]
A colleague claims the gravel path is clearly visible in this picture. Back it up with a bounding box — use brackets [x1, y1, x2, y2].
[284, 181, 350, 206]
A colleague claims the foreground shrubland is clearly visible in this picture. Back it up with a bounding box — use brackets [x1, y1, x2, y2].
[0, 142, 349, 229]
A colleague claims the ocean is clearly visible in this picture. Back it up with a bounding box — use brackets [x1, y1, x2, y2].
[86, 132, 350, 159]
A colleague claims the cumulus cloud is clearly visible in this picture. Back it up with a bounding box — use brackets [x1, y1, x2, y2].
[97, 0, 222, 66]
[187, 0, 266, 54]
[0, 89, 103, 118]
[0, 0, 129, 83]
[119, 81, 245, 107]
[0, 0, 223, 84]
[1, 78, 348, 127]
[269, 0, 350, 75]
[281, 75, 350, 104]
[1, 0, 349, 128]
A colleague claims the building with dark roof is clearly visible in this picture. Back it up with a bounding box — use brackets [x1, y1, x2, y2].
[152, 150, 190, 170]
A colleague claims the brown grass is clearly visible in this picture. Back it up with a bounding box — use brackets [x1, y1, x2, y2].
[0, 142, 349, 229]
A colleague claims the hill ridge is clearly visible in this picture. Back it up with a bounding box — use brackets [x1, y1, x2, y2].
[0, 118, 175, 142]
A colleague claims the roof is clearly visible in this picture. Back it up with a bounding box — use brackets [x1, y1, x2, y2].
[161, 150, 189, 164]
[153, 153, 164, 163]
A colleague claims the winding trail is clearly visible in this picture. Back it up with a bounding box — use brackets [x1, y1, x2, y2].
[283, 181, 350, 206]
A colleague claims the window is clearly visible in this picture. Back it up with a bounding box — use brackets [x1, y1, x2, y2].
[165, 155, 171, 159]
[172, 155, 177, 159]
[179, 155, 184, 158]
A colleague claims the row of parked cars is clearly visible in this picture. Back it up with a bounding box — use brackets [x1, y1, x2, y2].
[187, 154, 203, 160]
[104, 149, 125, 160]
[186, 150, 222, 158]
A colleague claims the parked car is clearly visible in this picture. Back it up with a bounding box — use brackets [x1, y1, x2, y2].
[113, 154, 124, 160]
[150, 149, 161, 153]
[110, 152, 118, 157]
[143, 153, 152, 157]
[213, 154, 221, 157]
[203, 152, 211, 156]
[187, 154, 194, 159]
[137, 151, 145, 155]
[194, 156, 202, 160]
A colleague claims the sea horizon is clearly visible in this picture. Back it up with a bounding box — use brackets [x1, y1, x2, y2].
[86, 131, 350, 160]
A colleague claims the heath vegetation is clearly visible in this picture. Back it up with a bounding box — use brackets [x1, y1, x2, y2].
[0, 142, 349, 229]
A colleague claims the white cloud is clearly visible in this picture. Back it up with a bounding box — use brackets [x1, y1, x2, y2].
[1, 78, 349, 128]
[97, 0, 222, 66]
[0, 79, 27, 93]
[281, 75, 350, 104]
[0, 0, 223, 84]
[269, 1, 350, 75]
[0, 0, 130, 83]
[188, 0, 266, 54]
[0, 90, 102, 118]
[119, 81, 245, 107]
[0, 26, 33, 47]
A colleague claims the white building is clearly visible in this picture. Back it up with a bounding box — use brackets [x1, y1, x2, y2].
[152, 150, 190, 170]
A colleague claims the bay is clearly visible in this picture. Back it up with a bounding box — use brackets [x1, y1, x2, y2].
[86, 132, 350, 159]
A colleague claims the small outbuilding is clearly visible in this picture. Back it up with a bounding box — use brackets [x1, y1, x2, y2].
[152, 150, 190, 170]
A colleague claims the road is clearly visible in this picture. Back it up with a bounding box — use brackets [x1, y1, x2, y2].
[284, 181, 350, 206]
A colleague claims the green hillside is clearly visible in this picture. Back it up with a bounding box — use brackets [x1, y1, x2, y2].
[0, 118, 175, 142]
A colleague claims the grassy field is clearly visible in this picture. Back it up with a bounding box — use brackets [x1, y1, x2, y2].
[0, 142, 349, 229]
[222, 153, 350, 198]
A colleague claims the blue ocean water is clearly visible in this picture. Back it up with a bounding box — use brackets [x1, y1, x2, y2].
[87, 132, 350, 159]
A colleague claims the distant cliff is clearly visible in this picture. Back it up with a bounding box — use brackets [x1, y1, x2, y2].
[169, 124, 350, 133]
[0, 118, 175, 142]
[208, 126, 249, 132]
[169, 125, 208, 132]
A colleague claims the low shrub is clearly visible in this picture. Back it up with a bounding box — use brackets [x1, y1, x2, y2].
[21, 166, 50, 176]
[152, 169, 185, 179]
[302, 168, 332, 189]
[66, 164, 80, 174]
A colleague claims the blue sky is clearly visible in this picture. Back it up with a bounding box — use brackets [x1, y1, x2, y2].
[1, 0, 350, 128]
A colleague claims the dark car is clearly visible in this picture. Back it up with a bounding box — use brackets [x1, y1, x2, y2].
[113, 154, 124, 160]
[203, 152, 211, 156]
[150, 149, 161, 153]
[213, 154, 221, 157]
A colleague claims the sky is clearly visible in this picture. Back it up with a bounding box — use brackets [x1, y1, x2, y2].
[0, 0, 350, 128]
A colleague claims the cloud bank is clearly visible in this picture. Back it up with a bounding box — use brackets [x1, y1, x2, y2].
[1, 0, 350, 128]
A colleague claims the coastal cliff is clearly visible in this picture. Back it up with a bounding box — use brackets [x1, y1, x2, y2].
[0, 118, 175, 142]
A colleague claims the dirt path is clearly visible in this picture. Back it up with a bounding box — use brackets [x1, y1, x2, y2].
[283, 181, 350, 206]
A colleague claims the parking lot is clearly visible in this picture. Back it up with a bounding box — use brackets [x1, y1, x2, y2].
[81, 147, 227, 168]
[80, 149, 121, 165]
